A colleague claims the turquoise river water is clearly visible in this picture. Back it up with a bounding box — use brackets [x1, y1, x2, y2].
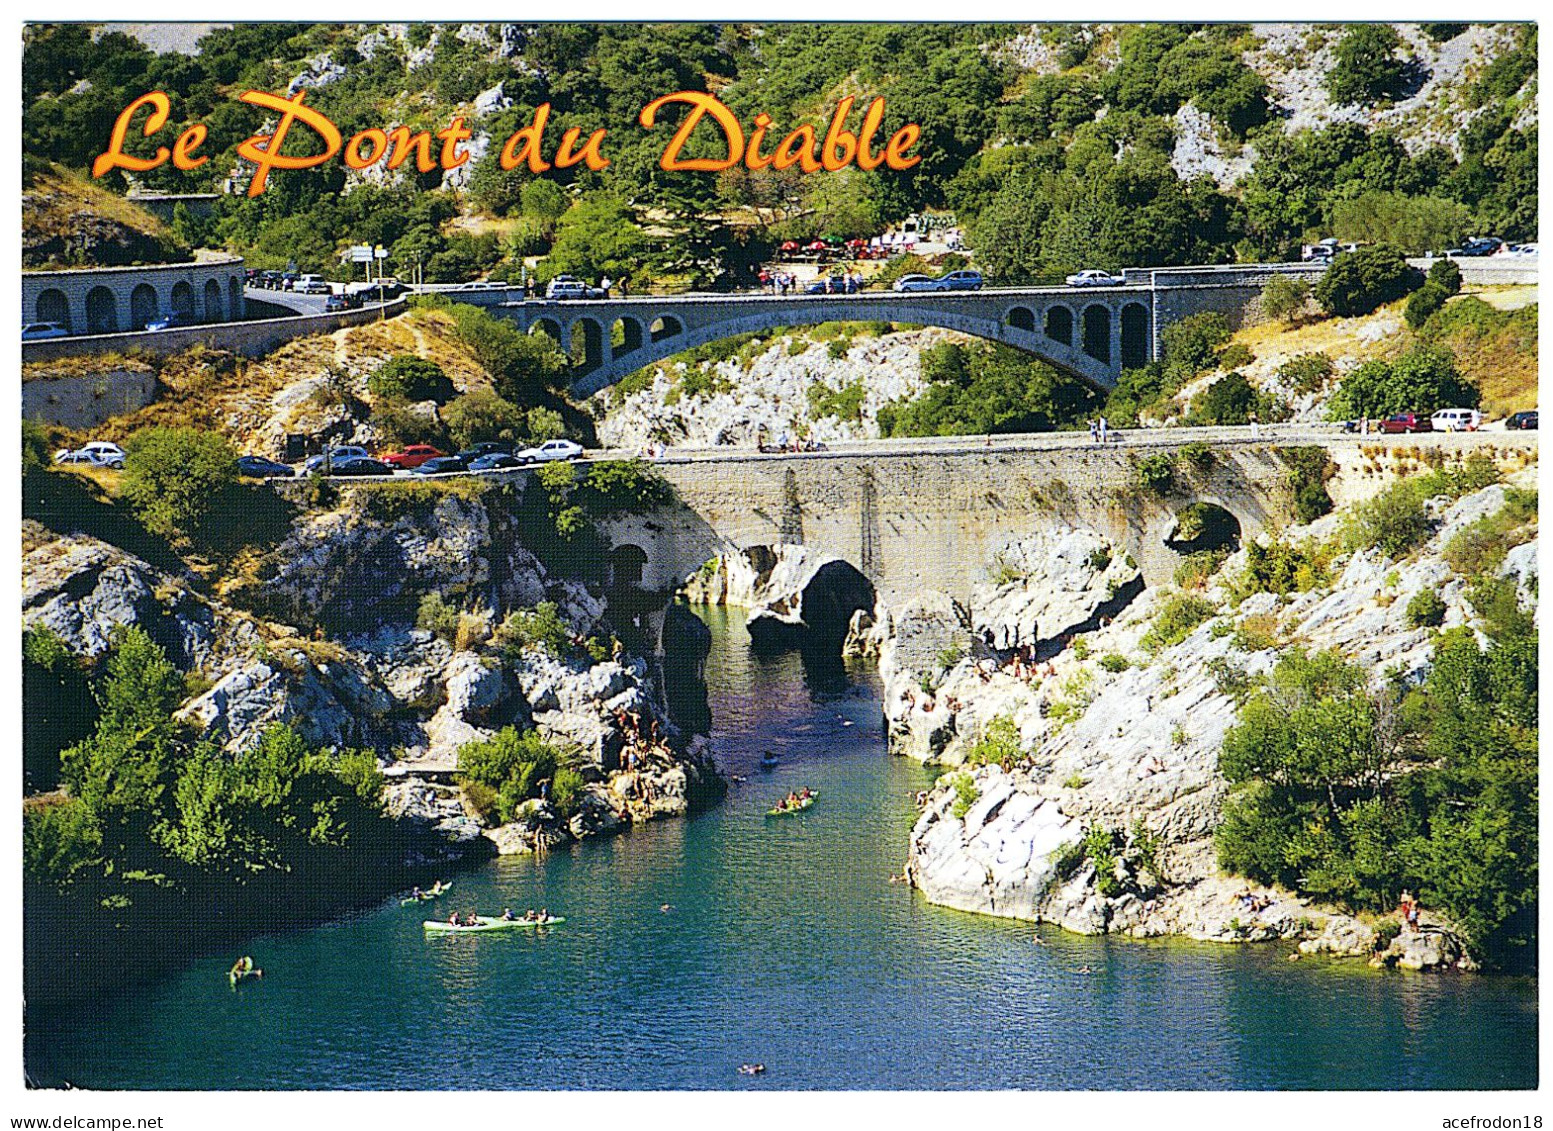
[24, 607, 1537, 1090]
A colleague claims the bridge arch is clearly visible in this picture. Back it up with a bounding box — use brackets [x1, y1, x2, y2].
[1006, 306, 1036, 333]
[85, 286, 119, 334]
[1120, 302, 1150, 370]
[204, 278, 224, 321]
[129, 283, 158, 330]
[530, 317, 562, 343]
[566, 317, 605, 373]
[611, 317, 644, 359]
[1045, 304, 1073, 346]
[170, 281, 195, 320]
[649, 315, 683, 344]
[1081, 304, 1111, 364]
[35, 288, 70, 330]
[229, 276, 243, 320]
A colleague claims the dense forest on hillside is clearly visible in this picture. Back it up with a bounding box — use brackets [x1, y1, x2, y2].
[22, 22, 1538, 285]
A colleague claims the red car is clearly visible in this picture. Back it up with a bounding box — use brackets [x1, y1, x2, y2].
[1377, 413, 1434, 434]
[380, 444, 446, 469]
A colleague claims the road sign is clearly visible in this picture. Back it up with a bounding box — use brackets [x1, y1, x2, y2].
[374, 247, 389, 259]
[347, 245, 374, 263]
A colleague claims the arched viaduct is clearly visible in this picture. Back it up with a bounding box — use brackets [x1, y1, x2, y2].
[446, 263, 1325, 396]
[22, 256, 247, 335]
[597, 439, 1313, 612]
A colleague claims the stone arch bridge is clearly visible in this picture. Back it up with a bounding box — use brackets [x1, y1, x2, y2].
[446, 263, 1324, 396]
[597, 438, 1321, 615]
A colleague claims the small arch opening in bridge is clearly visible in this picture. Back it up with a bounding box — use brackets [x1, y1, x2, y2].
[608, 543, 649, 590]
[129, 283, 158, 330]
[1165, 503, 1242, 556]
[611, 317, 644, 360]
[1045, 305, 1073, 347]
[649, 315, 683, 344]
[1120, 303, 1149, 370]
[84, 286, 118, 335]
[36, 288, 70, 331]
[204, 278, 223, 321]
[170, 281, 196, 320]
[1007, 306, 1036, 333]
[228, 276, 242, 320]
[1081, 305, 1111, 364]
[568, 317, 604, 373]
[530, 317, 562, 345]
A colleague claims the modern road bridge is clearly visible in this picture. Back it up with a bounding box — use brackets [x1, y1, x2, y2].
[437, 263, 1327, 396]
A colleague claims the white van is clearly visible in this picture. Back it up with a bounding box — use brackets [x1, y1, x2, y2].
[1431, 408, 1482, 432]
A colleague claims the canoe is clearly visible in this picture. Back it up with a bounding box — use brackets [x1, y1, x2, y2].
[766, 795, 817, 817]
[400, 882, 452, 905]
[423, 915, 565, 933]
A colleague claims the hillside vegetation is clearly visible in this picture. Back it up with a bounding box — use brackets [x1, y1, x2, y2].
[22, 162, 190, 268]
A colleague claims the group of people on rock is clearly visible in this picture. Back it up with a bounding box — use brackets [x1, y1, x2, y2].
[1236, 890, 1273, 914]
[1398, 890, 1422, 933]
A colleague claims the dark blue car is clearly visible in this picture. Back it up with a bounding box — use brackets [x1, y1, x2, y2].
[413, 456, 471, 475]
[237, 455, 296, 479]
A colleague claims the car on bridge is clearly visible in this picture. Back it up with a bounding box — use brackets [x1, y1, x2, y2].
[1065, 269, 1126, 287]
[381, 444, 446, 470]
[457, 441, 515, 461]
[518, 438, 584, 464]
[54, 441, 126, 470]
[892, 270, 983, 293]
[469, 452, 526, 472]
[411, 455, 471, 476]
[546, 275, 608, 300]
[330, 456, 395, 477]
[22, 321, 70, 340]
[1446, 237, 1503, 258]
[303, 445, 372, 474]
[296, 274, 333, 295]
[1377, 412, 1433, 434]
[145, 311, 198, 331]
[237, 455, 296, 479]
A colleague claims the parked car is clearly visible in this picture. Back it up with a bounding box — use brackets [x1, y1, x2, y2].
[54, 441, 126, 470]
[303, 446, 372, 474]
[411, 455, 470, 476]
[237, 455, 296, 479]
[330, 457, 395, 477]
[145, 311, 196, 331]
[892, 274, 937, 292]
[456, 441, 515, 461]
[1430, 408, 1482, 432]
[1446, 237, 1502, 258]
[257, 270, 284, 289]
[1377, 412, 1433, 434]
[1066, 269, 1126, 287]
[296, 275, 332, 295]
[546, 275, 607, 299]
[468, 452, 525, 472]
[22, 322, 71, 340]
[380, 444, 446, 470]
[323, 293, 350, 312]
[517, 438, 584, 463]
[1506, 410, 1538, 430]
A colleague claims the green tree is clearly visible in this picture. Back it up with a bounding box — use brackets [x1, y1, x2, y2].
[1326, 346, 1478, 420]
[1261, 275, 1310, 323]
[544, 198, 649, 284]
[119, 427, 239, 542]
[442, 389, 528, 450]
[1326, 24, 1409, 106]
[1314, 243, 1420, 317]
[367, 355, 456, 404]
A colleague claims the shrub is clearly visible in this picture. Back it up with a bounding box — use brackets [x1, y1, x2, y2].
[1219, 343, 1254, 370]
[1175, 549, 1228, 590]
[950, 773, 980, 819]
[1236, 538, 1328, 597]
[442, 389, 527, 450]
[1404, 282, 1450, 330]
[1405, 589, 1447, 629]
[1261, 275, 1310, 322]
[496, 602, 571, 657]
[965, 716, 1022, 769]
[1343, 483, 1432, 558]
[1314, 244, 1420, 318]
[1087, 546, 1113, 571]
[417, 592, 462, 642]
[1326, 24, 1409, 106]
[120, 426, 239, 543]
[1233, 613, 1281, 652]
[1277, 446, 1335, 524]
[1442, 489, 1537, 578]
[549, 767, 586, 820]
[1177, 441, 1216, 475]
[1190, 372, 1287, 426]
[368, 355, 456, 404]
[1099, 653, 1131, 673]
[807, 380, 867, 423]
[1141, 594, 1216, 652]
[457, 727, 576, 826]
[1326, 346, 1478, 421]
[1276, 353, 1334, 396]
[1137, 453, 1175, 496]
[1426, 258, 1462, 296]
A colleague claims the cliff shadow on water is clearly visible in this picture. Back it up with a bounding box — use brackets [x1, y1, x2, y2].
[746, 560, 876, 696]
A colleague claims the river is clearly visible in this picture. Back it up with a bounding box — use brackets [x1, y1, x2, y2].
[24, 607, 1537, 1090]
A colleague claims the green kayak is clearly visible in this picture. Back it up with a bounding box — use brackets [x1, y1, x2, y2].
[423, 915, 564, 933]
[766, 794, 817, 818]
[401, 882, 453, 906]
